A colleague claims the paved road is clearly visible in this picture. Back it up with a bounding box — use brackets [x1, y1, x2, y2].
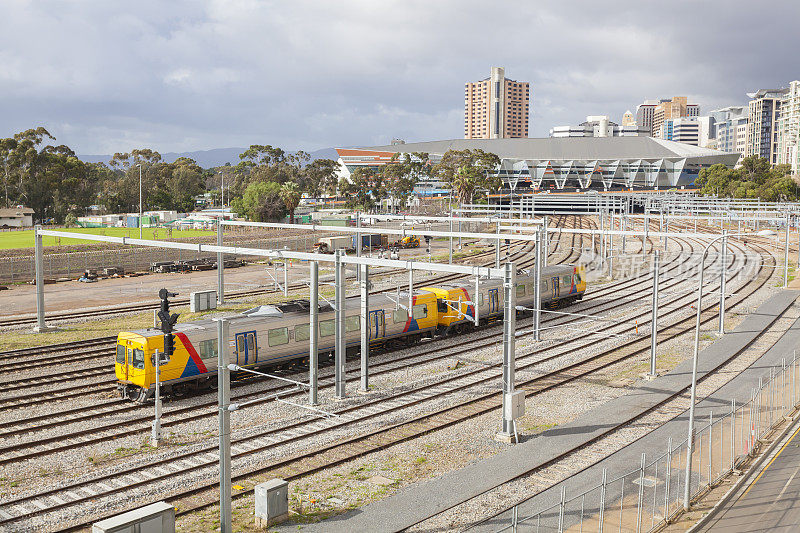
[702, 419, 800, 532]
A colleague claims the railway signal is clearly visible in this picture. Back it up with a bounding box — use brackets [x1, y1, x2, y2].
[158, 288, 180, 356]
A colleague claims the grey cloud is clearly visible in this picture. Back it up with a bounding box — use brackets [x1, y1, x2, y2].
[1, 0, 799, 154]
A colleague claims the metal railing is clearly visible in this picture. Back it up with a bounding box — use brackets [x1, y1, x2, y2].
[472, 352, 800, 532]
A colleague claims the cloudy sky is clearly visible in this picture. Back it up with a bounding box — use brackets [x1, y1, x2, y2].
[2, 0, 799, 155]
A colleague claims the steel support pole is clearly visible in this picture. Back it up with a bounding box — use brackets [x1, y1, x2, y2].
[543, 215, 549, 267]
[151, 349, 162, 447]
[34, 225, 47, 332]
[719, 230, 727, 334]
[356, 213, 362, 281]
[408, 269, 413, 312]
[649, 250, 660, 376]
[334, 250, 346, 399]
[360, 264, 369, 393]
[217, 221, 225, 305]
[608, 232, 614, 278]
[139, 165, 143, 240]
[216, 318, 232, 533]
[684, 247, 709, 510]
[283, 260, 288, 297]
[495, 220, 500, 268]
[309, 261, 319, 405]
[499, 262, 517, 437]
[534, 229, 542, 341]
[622, 216, 627, 254]
[784, 213, 790, 288]
[449, 209, 453, 264]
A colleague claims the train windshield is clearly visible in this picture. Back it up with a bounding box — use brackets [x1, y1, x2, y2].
[116, 345, 126, 364]
[131, 349, 145, 369]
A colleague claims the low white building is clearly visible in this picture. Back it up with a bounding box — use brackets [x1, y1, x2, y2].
[0, 207, 34, 228]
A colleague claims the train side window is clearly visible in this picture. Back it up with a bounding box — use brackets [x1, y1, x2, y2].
[575, 272, 582, 283]
[320, 319, 335, 337]
[528, 283, 536, 294]
[345, 316, 360, 332]
[116, 345, 126, 364]
[516, 285, 525, 297]
[437, 299, 448, 313]
[247, 334, 256, 351]
[393, 309, 408, 323]
[295, 324, 310, 342]
[131, 349, 145, 369]
[478, 293, 484, 306]
[412, 304, 427, 319]
[268, 327, 289, 346]
[236, 336, 245, 354]
[544, 280, 549, 290]
[563, 275, 571, 285]
[199, 339, 218, 359]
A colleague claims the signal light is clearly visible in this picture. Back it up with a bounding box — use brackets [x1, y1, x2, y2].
[164, 332, 175, 356]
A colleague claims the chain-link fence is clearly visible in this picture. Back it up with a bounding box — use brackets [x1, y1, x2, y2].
[0, 232, 330, 283]
[473, 352, 800, 532]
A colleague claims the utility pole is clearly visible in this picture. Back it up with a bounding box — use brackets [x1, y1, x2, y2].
[649, 251, 660, 377]
[137, 163, 143, 240]
[360, 264, 369, 392]
[217, 220, 224, 305]
[151, 349, 162, 447]
[309, 261, 319, 405]
[334, 250, 346, 399]
[215, 317, 232, 533]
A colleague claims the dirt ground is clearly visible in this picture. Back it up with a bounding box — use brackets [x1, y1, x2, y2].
[0, 239, 490, 317]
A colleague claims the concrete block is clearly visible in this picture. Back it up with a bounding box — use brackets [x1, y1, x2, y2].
[255, 478, 289, 528]
[92, 501, 174, 533]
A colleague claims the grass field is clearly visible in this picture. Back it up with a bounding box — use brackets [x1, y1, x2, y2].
[0, 227, 216, 250]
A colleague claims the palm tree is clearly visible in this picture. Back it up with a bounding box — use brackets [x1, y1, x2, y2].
[279, 182, 301, 223]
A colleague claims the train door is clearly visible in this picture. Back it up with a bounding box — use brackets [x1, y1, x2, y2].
[488, 288, 499, 314]
[369, 310, 385, 340]
[235, 330, 258, 364]
[552, 277, 560, 298]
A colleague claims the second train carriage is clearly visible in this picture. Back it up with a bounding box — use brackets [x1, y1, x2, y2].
[116, 263, 585, 402]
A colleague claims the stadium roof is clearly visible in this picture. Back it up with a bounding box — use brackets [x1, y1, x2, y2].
[357, 137, 733, 161]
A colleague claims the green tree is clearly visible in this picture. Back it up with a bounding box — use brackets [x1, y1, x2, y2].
[231, 181, 285, 221]
[382, 152, 428, 212]
[300, 158, 340, 197]
[697, 156, 797, 201]
[279, 181, 301, 222]
[339, 167, 384, 210]
[431, 149, 501, 204]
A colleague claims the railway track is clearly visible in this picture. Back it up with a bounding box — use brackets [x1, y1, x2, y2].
[0, 216, 592, 408]
[0, 228, 773, 530]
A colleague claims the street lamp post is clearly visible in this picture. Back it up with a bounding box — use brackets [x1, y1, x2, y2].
[683, 229, 775, 510]
[137, 163, 142, 239]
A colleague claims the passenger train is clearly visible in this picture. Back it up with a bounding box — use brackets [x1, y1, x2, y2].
[116, 264, 586, 402]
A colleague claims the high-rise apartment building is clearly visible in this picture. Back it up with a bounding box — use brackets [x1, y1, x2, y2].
[746, 88, 789, 164]
[635, 100, 659, 134]
[636, 97, 699, 137]
[710, 106, 748, 157]
[464, 67, 530, 139]
[652, 97, 700, 139]
[777, 81, 800, 174]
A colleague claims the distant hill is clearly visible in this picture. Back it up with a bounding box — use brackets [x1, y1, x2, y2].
[78, 147, 340, 168]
